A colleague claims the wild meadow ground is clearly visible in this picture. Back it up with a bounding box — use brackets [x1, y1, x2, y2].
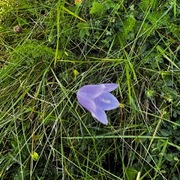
[0, 0, 180, 179]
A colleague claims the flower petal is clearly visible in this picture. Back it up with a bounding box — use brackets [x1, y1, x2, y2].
[77, 83, 118, 99]
[91, 106, 108, 125]
[77, 84, 105, 98]
[102, 83, 118, 92]
[77, 83, 119, 125]
[77, 93, 108, 125]
[77, 93, 96, 113]
[94, 92, 119, 110]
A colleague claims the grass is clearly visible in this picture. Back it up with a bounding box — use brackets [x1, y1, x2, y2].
[0, 0, 180, 179]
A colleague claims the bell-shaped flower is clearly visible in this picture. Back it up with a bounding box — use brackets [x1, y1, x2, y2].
[77, 83, 119, 125]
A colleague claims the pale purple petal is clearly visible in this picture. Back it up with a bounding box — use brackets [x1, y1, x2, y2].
[77, 93, 108, 125]
[102, 83, 118, 92]
[77, 93, 96, 113]
[77, 84, 105, 98]
[91, 106, 108, 125]
[94, 92, 119, 110]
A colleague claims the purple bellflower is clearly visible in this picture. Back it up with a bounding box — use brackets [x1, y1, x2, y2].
[77, 83, 119, 125]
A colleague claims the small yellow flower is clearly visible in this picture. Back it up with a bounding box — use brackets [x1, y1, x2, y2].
[75, 0, 82, 5]
[31, 151, 39, 161]
[73, 69, 79, 77]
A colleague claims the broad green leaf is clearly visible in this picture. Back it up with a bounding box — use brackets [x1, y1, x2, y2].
[77, 22, 90, 38]
[123, 15, 136, 38]
[90, 2, 106, 14]
[125, 167, 138, 180]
